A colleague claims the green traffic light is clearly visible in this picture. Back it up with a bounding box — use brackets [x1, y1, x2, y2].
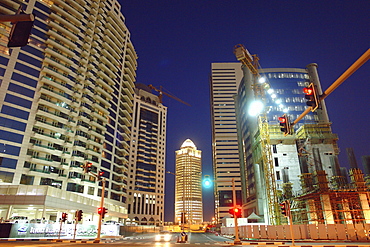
[203, 175, 212, 188]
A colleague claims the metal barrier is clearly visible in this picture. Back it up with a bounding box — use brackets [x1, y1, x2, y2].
[221, 223, 370, 241]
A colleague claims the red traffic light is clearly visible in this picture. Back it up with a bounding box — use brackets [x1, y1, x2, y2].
[280, 202, 288, 216]
[229, 207, 242, 218]
[303, 83, 320, 111]
[278, 116, 286, 123]
[61, 212, 68, 222]
[303, 87, 314, 95]
[278, 114, 291, 136]
[98, 207, 107, 218]
[84, 162, 93, 173]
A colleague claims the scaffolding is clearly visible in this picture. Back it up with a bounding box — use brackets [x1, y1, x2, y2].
[292, 168, 370, 225]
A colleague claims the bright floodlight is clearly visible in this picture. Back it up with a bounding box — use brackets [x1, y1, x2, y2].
[283, 108, 289, 113]
[258, 77, 266, 83]
[248, 100, 264, 116]
[267, 88, 274, 94]
[276, 99, 282, 104]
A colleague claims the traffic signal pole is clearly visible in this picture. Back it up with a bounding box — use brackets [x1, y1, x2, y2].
[287, 201, 295, 246]
[95, 177, 106, 243]
[292, 48, 370, 127]
[232, 178, 241, 245]
[0, 14, 34, 22]
[320, 48, 370, 101]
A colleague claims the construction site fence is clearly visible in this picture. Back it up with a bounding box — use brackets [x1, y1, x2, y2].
[221, 224, 370, 241]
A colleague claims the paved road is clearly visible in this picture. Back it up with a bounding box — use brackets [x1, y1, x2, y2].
[1, 233, 370, 246]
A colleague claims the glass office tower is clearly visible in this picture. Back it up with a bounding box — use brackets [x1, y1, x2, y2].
[235, 66, 339, 222]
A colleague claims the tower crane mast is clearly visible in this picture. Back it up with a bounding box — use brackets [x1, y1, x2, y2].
[233, 44, 280, 225]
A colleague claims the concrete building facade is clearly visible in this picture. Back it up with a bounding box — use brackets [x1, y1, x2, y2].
[210, 62, 243, 221]
[126, 84, 167, 226]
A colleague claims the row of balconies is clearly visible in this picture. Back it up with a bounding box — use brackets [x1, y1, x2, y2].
[53, 0, 83, 21]
[47, 28, 77, 50]
[36, 106, 73, 126]
[106, 16, 127, 42]
[50, 2, 82, 27]
[34, 117, 74, 137]
[41, 76, 74, 96]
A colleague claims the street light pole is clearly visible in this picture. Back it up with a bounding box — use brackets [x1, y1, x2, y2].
[232, 178, 241, 245]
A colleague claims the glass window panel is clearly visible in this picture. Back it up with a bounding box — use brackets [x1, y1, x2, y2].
[1, 105, 29, 120]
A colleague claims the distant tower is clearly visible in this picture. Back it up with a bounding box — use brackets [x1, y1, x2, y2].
[210, 63, 243, 221]
[362, 156, 370, 175]
[175, 139, 203, 225]
[126, 84, 167, 226]
[346, 148, 358, 169]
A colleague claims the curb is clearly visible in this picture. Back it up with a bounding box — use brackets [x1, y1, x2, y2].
[0, 237, 122, 243]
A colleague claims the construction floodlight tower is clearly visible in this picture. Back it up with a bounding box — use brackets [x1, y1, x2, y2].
[233, 44, 280, 225]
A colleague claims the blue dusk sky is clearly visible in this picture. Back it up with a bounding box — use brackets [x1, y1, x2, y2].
[119, 0, 370, 222]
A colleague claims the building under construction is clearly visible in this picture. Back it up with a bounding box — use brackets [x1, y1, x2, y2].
[233, 44, 360, 225]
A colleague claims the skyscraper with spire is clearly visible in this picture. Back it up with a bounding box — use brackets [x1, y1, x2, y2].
[174, 139, 203, 225]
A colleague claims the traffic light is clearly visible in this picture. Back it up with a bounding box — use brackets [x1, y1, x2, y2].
[278, 114, 291, 136]
[98, 207, 108, 218]
[75, 210, 83, 221]
[229, 207, 242, 218]
[61, 212, 68, 222]
[303, 83, 320, 111]
[84, 162, 93, 173]
[280, 202, 287, 217]
[203, 175, 212, 188]
[8, 18, 34, 48]
[97, 170, 104, 180]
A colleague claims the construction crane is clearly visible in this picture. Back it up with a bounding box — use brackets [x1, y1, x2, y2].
[233, 44, 280, 225]
[148, 84, 191, 106]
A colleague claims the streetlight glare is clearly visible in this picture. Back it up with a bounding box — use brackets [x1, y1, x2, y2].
[258, 77, 266, 83]
[248, 100, 264, 116]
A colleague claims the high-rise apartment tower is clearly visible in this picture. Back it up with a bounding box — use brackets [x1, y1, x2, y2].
[0, 0, 137, 223]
